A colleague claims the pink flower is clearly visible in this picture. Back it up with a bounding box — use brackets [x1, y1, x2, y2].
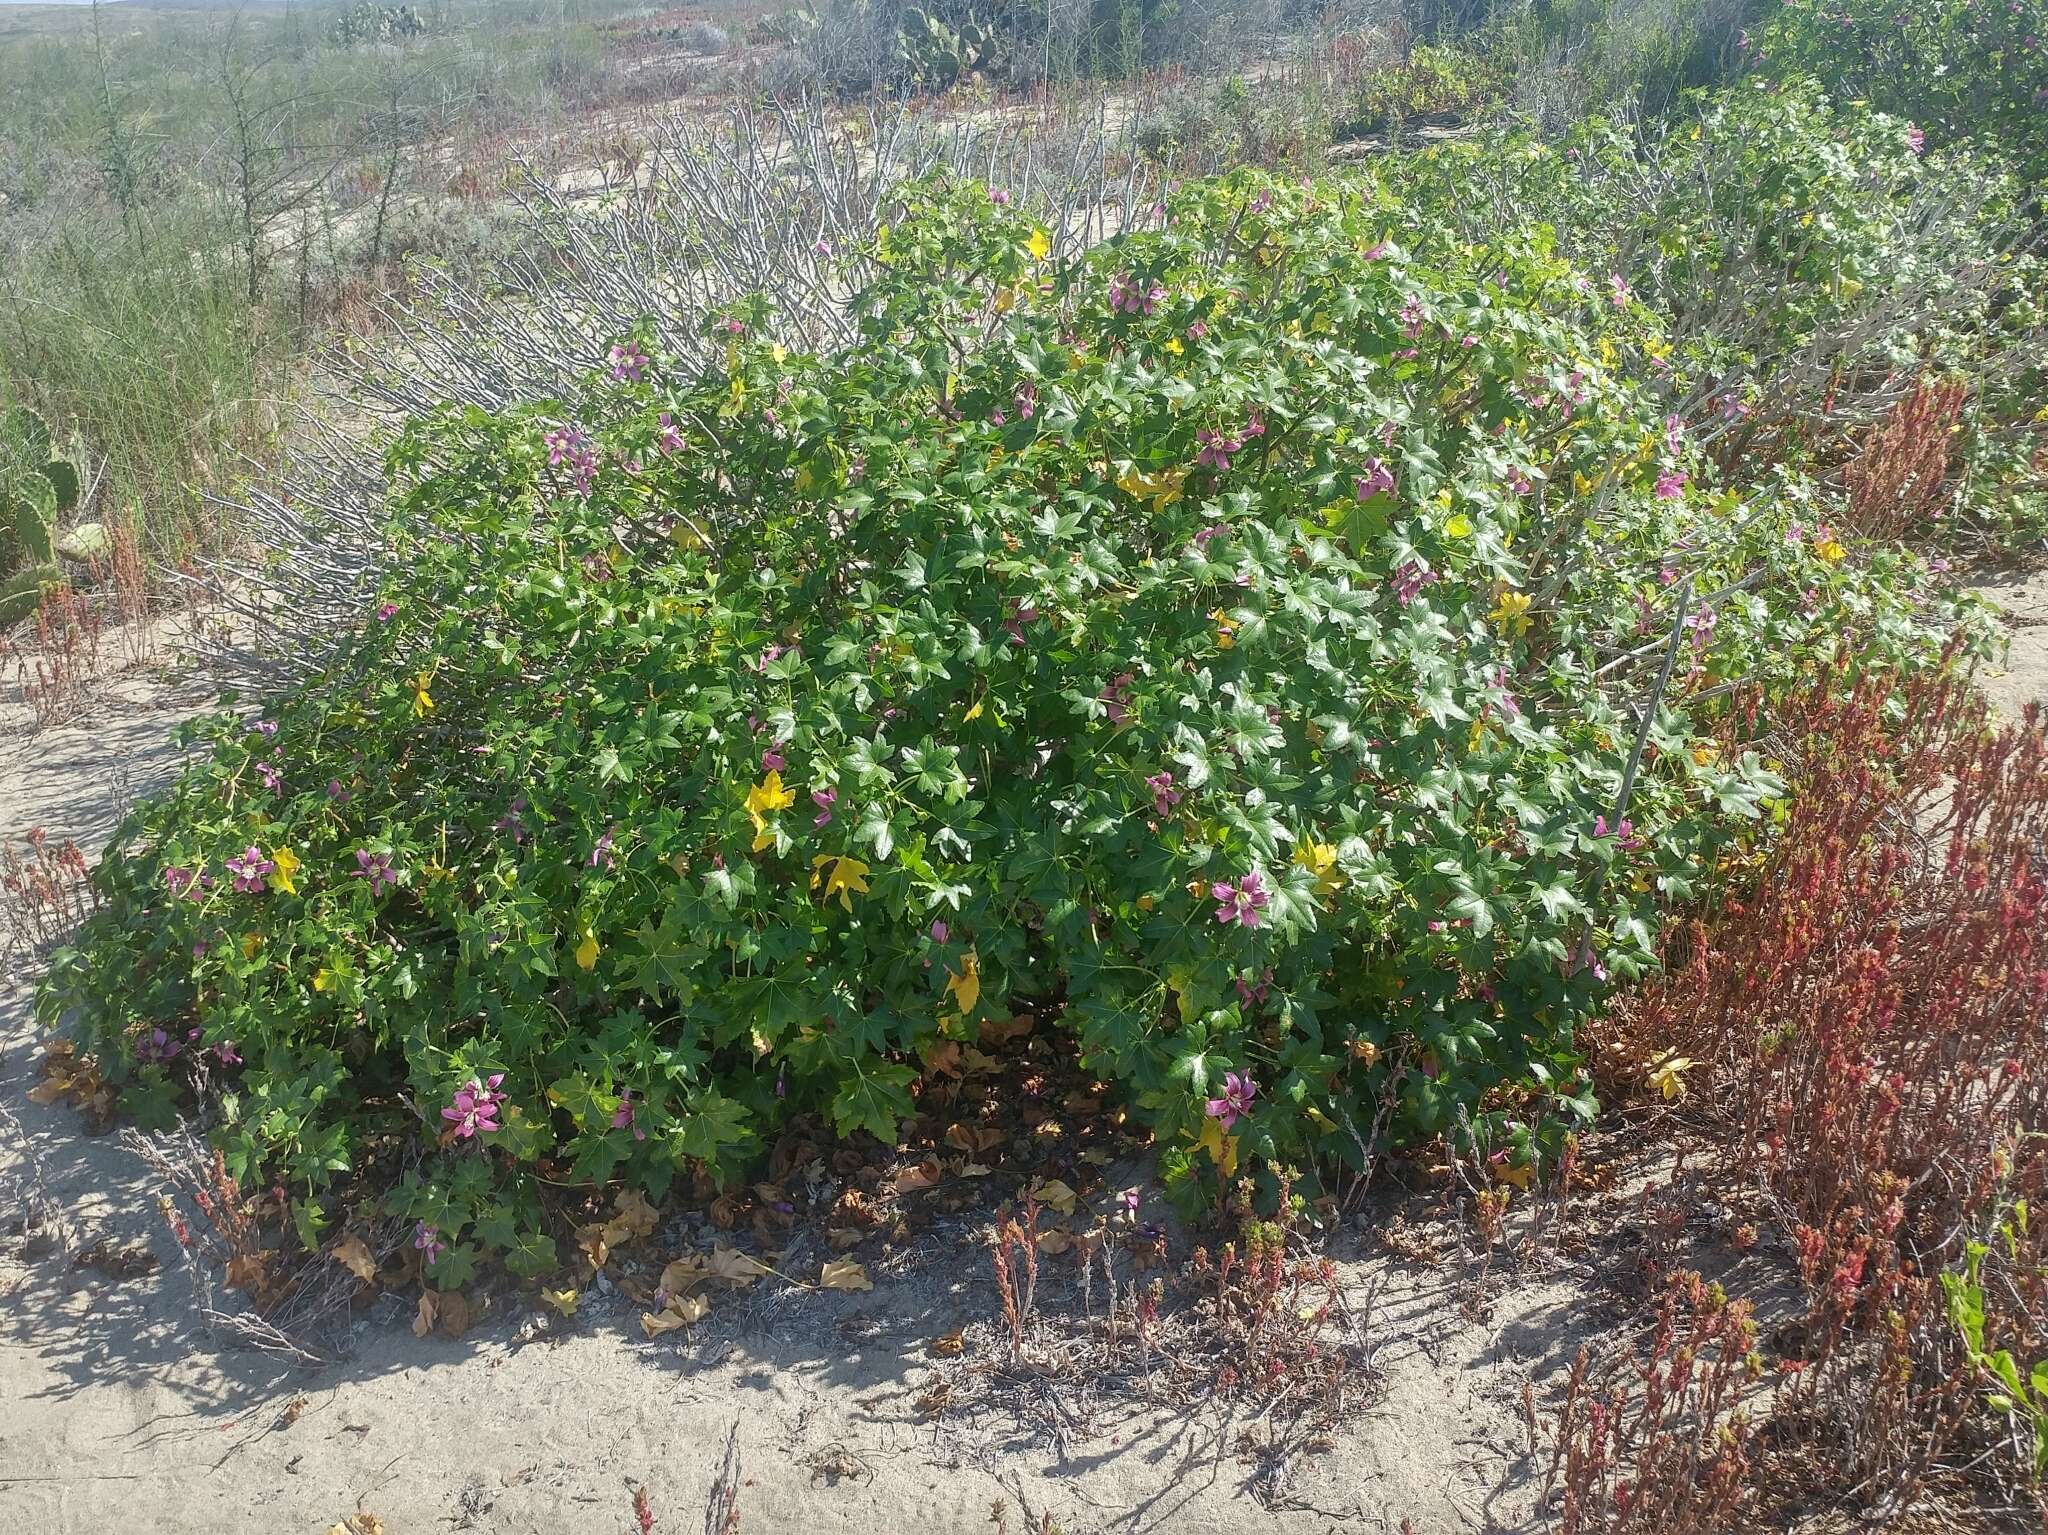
[376, 602, 399, 622]
[494, 798, 527, 844]
[327, 779, 351, 803]
[1211, 868, 1270, 928]
[543, 425, 598, 497]
[1204, 1069, 1257, 1129]
[226, 846, 274, 893]
[414, 1221, 445, 1263]
[352, 849, 399, 894]
[255, 760, 282, 793]
[1905, 124, 1926, 155]
[1607, 273, 1631, 306]
[1390, 561, 1440, 606]
[164, 866, 207, 901]
[611, 1090, 646, 1140]
[657, 412, 685, 456]
[1145, 770, 1182, 817]
[929, 920, 950, 946]
[1399, 298, 1425, 339]
[989, 187, 1011, 205]
[1195, 428, 1241, 471]
[441, 1074, 506, 1139]
[1355, 458, 1396, 499]
[1719, 394, 1751, 422]
[1506, 466, 1533, 496]
[1654, 470, 1687, 500]
[1193, 523, 1228, 550]
[762, 746, 786, 773]
[607, 341, 648, 382]
[812, 239, 832, 256]
[1098, 672, 1134, 725]
[1664, 415, 1683, 455]
[251, 719, 279, 738]
[1361, 239, 1389, 261]
[588, 827, 618, 869]
[1109, 273, 1165, 315]
[812, 786, 837, 826]
[1013, 382, 1036, 420]
[1186, 320, 1208, 341]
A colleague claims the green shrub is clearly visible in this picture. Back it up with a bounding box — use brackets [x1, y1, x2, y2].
[42, 172, 1970, 1274]
[1761, 0, 2048, 178]
[1337, 42, 1507, 137]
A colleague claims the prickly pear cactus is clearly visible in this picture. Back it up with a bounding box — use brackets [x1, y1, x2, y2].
[0, 403, 82, 625]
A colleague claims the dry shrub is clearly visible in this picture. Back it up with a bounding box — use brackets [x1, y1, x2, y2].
[1612, 657, 2048, 1515]
[1548, 1269, 1761, 1534]
[1841, 375, 1969, 542]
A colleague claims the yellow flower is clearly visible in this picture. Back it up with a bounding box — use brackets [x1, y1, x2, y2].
[1026, 228, 1052, 263]
[1489, 588, 1533, 635]
[1691, 742, 1720, 768]
[1209, 608, 1238, 649]
[1116, 465, 1187, 512]
[809, 853, 871, 911]
[1815, 538, 1847, 563]
[1164, 336, 1184, 355]
[412, 670, 435, 717]
[267, 845, 301, 896]
[1445, 513, 1473, 538]
[1293, 840, 1342, 897]
[1647, 1053, 1697, 1102]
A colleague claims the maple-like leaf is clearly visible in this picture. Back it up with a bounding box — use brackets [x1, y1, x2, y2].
[330, 1235, 377, 1284]
[819, 1259, 872, 1291]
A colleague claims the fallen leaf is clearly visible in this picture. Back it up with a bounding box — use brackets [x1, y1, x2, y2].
[957, 1161, 994, 1178]
[894, 1158, 943, 1194]
[613, 1186, 660, 1237]
[226, 1253, 269, 1293]
[706, 1246, 768, 1285]
[277, 1396, 307, 1428]
[540, 1287, 581, 1317]
[436, 1289, 472, 1338]
[577, 1225, 610, 1271]
[331, 1236, 378, 1284]
[826, 1228, 864, 1251]
[1029, 1179, 1078, 1216]
[1035, 1229, 1074, 1254]
[921, 1039, 963, 1079]
[659, 1255, 711, 1296]
[820, 1259, 872, 1291]
[641, 1293, 711, 1336]
[928, 1329, 966, 1358]
[324, 1516, 385, 1535]
[413, 1291, 439, 1338]
[979, 1013, 1034, 1045]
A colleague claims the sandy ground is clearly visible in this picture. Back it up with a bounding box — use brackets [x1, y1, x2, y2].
[2, 565, 2042, 1535]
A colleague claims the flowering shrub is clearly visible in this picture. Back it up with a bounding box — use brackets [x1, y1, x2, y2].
[1761, 0, 2048, 177]
[41, 172, 1971, 1271]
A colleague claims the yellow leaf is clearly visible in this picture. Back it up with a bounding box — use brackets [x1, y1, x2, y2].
[268, 845, 301, 896]
[412, 669, 435, 717]
[240, 932, 262, 960]
[1194, 1117, 1239, 1178]
[743, 770, 795, 835]
[946, 950, 981, 1014]
[1164, 336, 1184, 355]
[962, 697, 984, 722]
[820, 1259, 872, 1291]
[1648, 1054, 1697, 1102]
[1292, 840, 1342, 897]
[1116, 465, 1187, 512]
[1349, 1037, 1380, 1066]
[1445, 513, 1473, 538]
[1494, 1159, 1534, 1191]
[312, 967, 335, 993]
[1815, 538, 1847, 564]
[1691, 742, 1721, 768]
[575, 930, 600, 971]
[809, 853, 870, 911]
[330, 1235, 378, 1284]
[1026, 228, 1051, 262]
[1029, 1178, 1077, 1215]
[541, 1286, 581, 1317]
[1489, 589, 1532, 635]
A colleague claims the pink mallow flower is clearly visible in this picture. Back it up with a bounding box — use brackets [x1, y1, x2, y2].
[1390, 561, 1440, 606]
[1205, 1069, 1257, 1129]
[607, 341, 648, 382]
[352, 849, 399, 894]
[812, 787, 837, 826]
[414, 1221, 446, 1263]
[611, 1090, 647, 1140]
[1145, 770, 1182, 817]
[1355, 458, 1396, 500]
[225, 846, 274, 893]
[441, 1074, 505, 1139]
[1195, 428, 1241, 471]
[1654, 470, 1688, 500]
[1211, 868, 1270, 928]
